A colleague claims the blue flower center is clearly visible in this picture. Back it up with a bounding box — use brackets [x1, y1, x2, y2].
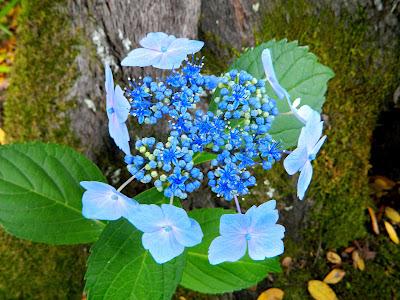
[111, 195, 118, 201]
[245, 233, 251, 241]
[107, 107, 115, 114]
[163, 225, 172, 232]
[160, 46, 168, 52]
[308, 153, 316, 161]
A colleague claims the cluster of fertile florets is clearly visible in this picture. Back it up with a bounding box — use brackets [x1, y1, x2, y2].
[123, 59, 282, 200]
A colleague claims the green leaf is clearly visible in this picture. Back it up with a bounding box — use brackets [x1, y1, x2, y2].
[0, 142, 106, 244]
[85, 219, 186, 300]
[181, 208, 281, 294]
[211, 39, 334, 148]
[193, 151, 217, 165]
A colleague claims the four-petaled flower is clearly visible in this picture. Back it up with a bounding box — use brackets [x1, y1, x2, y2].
[80, 181, 138, 220]
[283, 112, 327, 199]
[105, 64, 131, 155]
[208, 200, 285, 265]
[126, 204, 203, 264]
[121, 32, 204, 70]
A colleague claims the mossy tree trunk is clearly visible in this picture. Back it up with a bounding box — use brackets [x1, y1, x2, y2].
[2, 0, 400, 299]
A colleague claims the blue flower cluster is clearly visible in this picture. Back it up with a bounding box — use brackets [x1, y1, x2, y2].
[124, 63, 282, 201]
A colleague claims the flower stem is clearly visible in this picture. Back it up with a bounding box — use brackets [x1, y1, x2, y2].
[117, 167, 144, 192]
[234, 195, 242, 214]
[169, 196, 174, 205]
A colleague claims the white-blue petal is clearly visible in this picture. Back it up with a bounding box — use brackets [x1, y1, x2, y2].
[311, 135, 327, 157]
[121, 48, 162, 67]
[126, 204, 164, 233]
[297, 160, 313, 200]
[168, 38, 204, 55]
[173, 218, 203, 247]
[139, 32, 171, 50]
[297, 105, 320, 123]
[297, 113, 323, 151]
[161, 204, 191, 229]
[208, 235, 247, 265]
[219, 213, 250, 236]
[113, 85, 130, 123]
[105, 64, 114, 97]
[283, 146, 308, 175]
[248, 233, 284, 260]
[80, 181, 138, 221]
[261, 49, 286, 100]
[142, 230, 184, 264]
[108, 116, 131, 155]
[249, 201, 280, 231]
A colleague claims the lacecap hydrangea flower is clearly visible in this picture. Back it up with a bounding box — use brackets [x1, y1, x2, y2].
[121, 32, 204, 69]
[80, 181, 138, 220]
[126, 204, 203, 263]
[208, 200, 285, 265]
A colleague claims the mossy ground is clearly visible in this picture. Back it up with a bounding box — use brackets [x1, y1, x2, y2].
[1, 0, 86, 299]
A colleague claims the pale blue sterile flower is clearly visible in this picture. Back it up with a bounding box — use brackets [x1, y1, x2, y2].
[208, 200, 285, 265]
[121, 32, 204, 70]
[126, 204, 203, 264]
[261, 49, 307, 124]
[283, 112, 327, 200]
[80, 181, 138, 220]
[105, 65, 131, 155]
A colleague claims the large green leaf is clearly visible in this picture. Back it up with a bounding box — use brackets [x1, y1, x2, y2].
[85, 219, 186, 300]
[212, 39, 334, 148]
[180, 208, 281, 294]
[0, 142, 106, 244]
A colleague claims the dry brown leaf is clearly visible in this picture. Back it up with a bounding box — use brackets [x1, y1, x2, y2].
[384, 221, 399, 244]
[385, 207, 400, 224]
[0, 128, 6, 145]
[352, 250, 365, 271]
[257, 288, 284, 300]
[308, 280, 338, 300]
[368, 207, 380, 234]
[323, 268, 346, 284]
[326, 251, 342, 264]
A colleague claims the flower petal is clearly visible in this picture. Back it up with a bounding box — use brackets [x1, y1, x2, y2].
[105, 64, 114, 104]
[261, 49, 286, 100]
[311, 135, 327, 156]
[168, 38, 204, 56]
[297, 160, 313, 200]
[113, 85, 130, 123]
[248, 232, 285, 260]
[220, 213, 250, 236]
[174, 218, 203, 247]
[208, 235, 247, 265]
[283, 146, 308, 175]
[161, 204, 191, 229]
[126, 204, 164, 233]
[142, 230, 184, 264]
[108, 117, 131, 155]
[248, 200, 280, 231]
[121, 48, 162, 67]
[80, 181, 138, 220]
[297, 113, 323, 151]
[139, 32, 171, 50]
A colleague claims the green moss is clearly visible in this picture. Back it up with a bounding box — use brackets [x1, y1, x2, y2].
[1, 0, 85, 299]
[256, 0, 400, 247]
[251, 0, 400, 298]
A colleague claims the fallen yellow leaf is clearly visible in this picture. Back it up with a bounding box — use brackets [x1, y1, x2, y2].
[372, 176, 396, 190]
[0, 128, 6, 145]
[257, 288, 284, 300]
[326, 251, 342, 264]
[384, 221, 399, 244]
[368, 207, 380, 234]
[323, 268, 346, 284]
[352, 250, 365, 271]
[308, 280, 338, 300]
[385, 207, 400, 224]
